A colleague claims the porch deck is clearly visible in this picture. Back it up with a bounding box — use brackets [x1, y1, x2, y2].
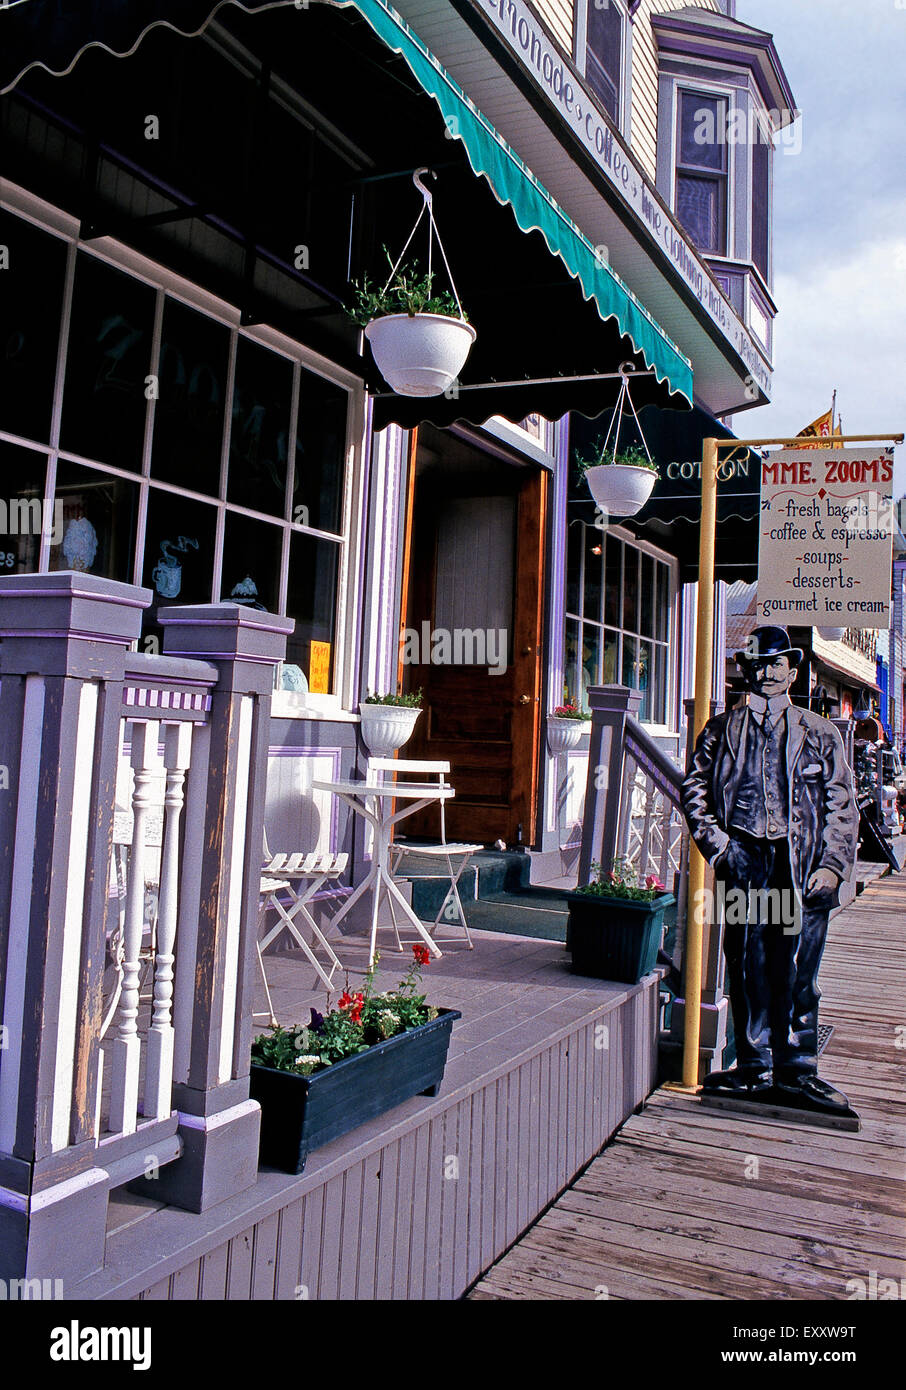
[470, 872, 906, 1300]
[74, 927, 661, 1299]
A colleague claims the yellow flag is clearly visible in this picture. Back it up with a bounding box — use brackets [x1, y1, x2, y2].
[796, 408, 835, 448]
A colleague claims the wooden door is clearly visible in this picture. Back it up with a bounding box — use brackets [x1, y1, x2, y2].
[400, 438, 547, 845]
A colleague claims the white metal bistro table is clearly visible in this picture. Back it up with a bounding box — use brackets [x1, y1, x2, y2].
[312, 777, 455, 966]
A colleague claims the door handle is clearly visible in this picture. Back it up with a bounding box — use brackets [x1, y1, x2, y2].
[518, 694, 531, 705]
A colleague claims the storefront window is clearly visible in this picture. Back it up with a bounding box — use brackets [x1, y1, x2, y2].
[675, 91, 728, 256]
[0, 206, 354, 698]
[227, 338, 294, 518]
[60, 252, 156, 469]
[0, 211, 67, 445]
[50, 459, 139, 583]
[151, 297, 230, 494]
[564, 525, 673, 723]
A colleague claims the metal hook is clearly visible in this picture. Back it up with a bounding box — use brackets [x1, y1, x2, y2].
[618, 359, 637, 380]
[412, 167, 435, 207]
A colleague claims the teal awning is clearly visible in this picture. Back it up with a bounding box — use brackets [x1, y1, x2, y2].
[344, 0, 692, 408]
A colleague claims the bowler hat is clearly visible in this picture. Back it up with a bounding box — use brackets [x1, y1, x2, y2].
[735, 625, 803, 667]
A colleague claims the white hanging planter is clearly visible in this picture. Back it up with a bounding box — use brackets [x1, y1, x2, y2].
[817, 626, 846, 642]
[364, 313, 476, 397]
[547, 716, 590, 755]
[359, 702, 422, 757]
[584, 463, 656, 518]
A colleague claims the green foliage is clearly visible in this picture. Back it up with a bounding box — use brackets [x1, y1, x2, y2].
[250, 946, 439, 1077]
[346, 249, 467, 327]
[363, 687, 424, 707]
[574, 440, 658, 480]
[575, 857, 666, 902]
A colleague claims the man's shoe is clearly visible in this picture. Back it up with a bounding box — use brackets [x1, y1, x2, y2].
[701, 1066, 773, 1097]
[774, 1073, 855, 1116]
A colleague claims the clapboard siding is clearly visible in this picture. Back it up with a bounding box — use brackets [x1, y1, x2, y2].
[630, 0, 722, 179]
[536, 0, 573, 56]
[117, 967, 660, 1301]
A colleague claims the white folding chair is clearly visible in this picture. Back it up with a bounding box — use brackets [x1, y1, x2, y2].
[368, 757, 481, 949]
[254, 832, 349, 1017]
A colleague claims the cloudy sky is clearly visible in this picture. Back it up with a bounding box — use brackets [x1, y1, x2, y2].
[736, 0, 906, 489]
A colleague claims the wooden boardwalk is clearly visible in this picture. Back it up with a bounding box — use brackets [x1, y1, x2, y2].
[470, 872, 906, 1301]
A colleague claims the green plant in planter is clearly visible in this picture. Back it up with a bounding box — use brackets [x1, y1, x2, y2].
[251, 945, 438, 1078]
[574, 440, 658, 484]
[576, 857, 666, 902]
[552, 702, 592, 720]
[347, 249, 468, 327]
[362, 687, 424, 707]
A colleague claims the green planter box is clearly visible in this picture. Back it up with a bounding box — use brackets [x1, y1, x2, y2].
[566, 891, 674, 984]
[249, 1008, 461, 1174]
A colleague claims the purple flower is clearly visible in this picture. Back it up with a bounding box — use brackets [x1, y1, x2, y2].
[309, 1007, 325, 1033]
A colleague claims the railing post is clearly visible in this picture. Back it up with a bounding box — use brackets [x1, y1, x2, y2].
[132, 603, 292, 1213]
[578, 685, 642, 886]
[0, 573, 150, 1283]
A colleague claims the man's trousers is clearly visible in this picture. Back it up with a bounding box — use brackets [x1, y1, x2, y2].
[716, 832, 830, 1078]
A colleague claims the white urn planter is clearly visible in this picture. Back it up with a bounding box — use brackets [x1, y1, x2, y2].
[359, 702, 422, 757]
[364, 313, 476, 397]
[817, 626, 846, 642]
[547, 716, 590, 755]
[584, 463, 656, 518]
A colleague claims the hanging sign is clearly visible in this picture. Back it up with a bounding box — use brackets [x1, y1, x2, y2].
[309, 641, 331, 694]
[757, 446, 895, 629]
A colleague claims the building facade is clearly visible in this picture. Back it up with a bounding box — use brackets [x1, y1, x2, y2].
[0, 0, 795, 885]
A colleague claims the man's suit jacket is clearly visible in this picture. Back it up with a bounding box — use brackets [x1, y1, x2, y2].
[681, 703, 859, 905]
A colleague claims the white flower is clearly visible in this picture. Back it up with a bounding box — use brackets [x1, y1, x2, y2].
[295, 1055, 321, 1067]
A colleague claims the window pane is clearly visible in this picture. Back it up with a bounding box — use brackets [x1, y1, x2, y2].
[564, 617, 581, 706]
[142, 490, 218, 649]
[227, 339, 293, 516]
[623, 545, 639, 633]
[640, 552, 654, 636]
[652, 643, 668, 724]
[679, 92, 726, 171]
[293, 365, 347, 534]
[604, 534, 621, 628]
[220, 511, 282, 613]
[602, 629, 619, 685]
[637, 640, 653, 721]
[655, 561, 669, 641]
[583, 526, 603, 621]
[676, 174, 725, 255]
[0, 443, 47, 574]
[566, 520, 582, 616]
[580, 623, 601, 708]
[285, 531, 340, 688]
[151, 297, 230, 493]
[586, 1, 621, 122]
[50, 461, 139, 582]
[60, 253, 155, 468]
[0, 211, 67, 444]
[621, 632, 638, 690]
[752, 137, 771, 280]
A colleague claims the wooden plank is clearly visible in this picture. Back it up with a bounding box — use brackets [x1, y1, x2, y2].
[298, 1186, 324, 1303]
[392, 1129, 418, 1300]
[169, 1259, 201, 1301]
[337, 1163, 363, 1300]
[198, 1242, 230, 1301]
[250, 1211, 279, 1300]
[274, 1203, 304, 1301]
[405, 1120, 432, 1300]
[316, 1174, 344, 1302]
[373, 1137, 399, 1300]
[225, 1227, 255, 1300]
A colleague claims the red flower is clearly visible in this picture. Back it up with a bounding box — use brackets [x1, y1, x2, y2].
[338, 989, 365, 1022]
[412, 943, 431, 967]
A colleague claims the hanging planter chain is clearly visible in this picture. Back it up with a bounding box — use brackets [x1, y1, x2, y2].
[600, 361, 655, 466]
[380, 168, 466, 320]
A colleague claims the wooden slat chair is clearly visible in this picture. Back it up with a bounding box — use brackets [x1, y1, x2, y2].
[254, 832, 349, 1021]
[367, 757, 481, 949]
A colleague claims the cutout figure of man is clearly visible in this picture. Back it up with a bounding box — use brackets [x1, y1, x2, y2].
[681, 626, 859, 1117]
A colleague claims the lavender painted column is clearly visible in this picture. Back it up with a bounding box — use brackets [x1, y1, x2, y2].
[0, 573, 150, 1283]
[131, 603, 292, 1213]
[577, 685, 642, 887]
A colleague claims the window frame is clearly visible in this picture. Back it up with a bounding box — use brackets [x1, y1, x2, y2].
[0, 181, 367, 714]
[564, 520, 678, 730]
[673, 84, 732, 258]
[574, 0, 631, 135]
